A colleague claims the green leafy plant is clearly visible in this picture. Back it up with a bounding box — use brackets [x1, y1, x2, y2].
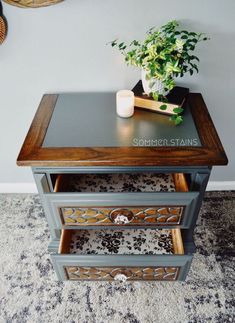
[110, 20, 209, 125]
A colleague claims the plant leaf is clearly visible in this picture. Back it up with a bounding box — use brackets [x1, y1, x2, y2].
[159, 104, 167, 110]
[169, 115, 177, 122]
[173, 107, 184, 114]
[152, 92, 159, 101]
[190, 55, 200, 62]
[175, 115, 183, 125]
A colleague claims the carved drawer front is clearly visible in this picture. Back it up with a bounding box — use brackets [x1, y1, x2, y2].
[42, 173, 199, 229]
[51, 228, 193, 281]
[60, 206, 184, 226]
[65, 266, 180, 281]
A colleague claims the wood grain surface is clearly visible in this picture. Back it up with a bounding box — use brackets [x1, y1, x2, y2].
[17, 93, 228, 167]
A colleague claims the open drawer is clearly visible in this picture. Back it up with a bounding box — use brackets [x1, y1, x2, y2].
[51, 228, 192, 281]
[41, 172, 199, 229]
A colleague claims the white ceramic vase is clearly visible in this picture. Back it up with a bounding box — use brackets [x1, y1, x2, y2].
[141, 69, 169, 96]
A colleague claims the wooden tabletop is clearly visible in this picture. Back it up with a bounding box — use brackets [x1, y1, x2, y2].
[17, 91, 228, 167]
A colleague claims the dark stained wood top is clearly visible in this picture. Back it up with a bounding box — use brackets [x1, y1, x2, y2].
[17, 92, 228, 167]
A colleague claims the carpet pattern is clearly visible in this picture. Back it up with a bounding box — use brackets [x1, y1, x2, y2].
[0, 192, 234, 323]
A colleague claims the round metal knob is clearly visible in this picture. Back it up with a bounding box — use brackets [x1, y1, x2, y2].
[109, 208, 134, 224]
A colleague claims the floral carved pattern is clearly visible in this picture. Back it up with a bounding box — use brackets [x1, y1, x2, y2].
[61, 206, 184, 226]
[65, 266, 180, 281]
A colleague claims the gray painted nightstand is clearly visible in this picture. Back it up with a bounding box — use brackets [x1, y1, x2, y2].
[17, 91, 227, 281]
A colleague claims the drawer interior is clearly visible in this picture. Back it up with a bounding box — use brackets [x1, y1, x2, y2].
[53, 173, 188, 193]
[59, 228, 184, 256]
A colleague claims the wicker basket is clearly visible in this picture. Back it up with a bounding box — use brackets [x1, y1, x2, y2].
[3, 0, 64, 8]
[0, 15, 7, 44]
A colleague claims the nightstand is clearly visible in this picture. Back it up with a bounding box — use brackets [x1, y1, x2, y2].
[17, 91, 227, 281]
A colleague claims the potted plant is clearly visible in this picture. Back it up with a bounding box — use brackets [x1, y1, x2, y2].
[111, 20, 209, 124]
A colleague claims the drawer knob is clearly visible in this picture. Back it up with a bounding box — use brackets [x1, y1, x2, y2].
[114, 273, 128, 282]
[109, 208, 134, 224]
[114, 214, 130, 224]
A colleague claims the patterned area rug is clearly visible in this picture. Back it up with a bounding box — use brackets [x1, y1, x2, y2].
[0, 192, 234, 323]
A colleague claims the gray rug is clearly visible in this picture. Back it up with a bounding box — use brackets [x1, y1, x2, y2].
[0, 192, 234, 323]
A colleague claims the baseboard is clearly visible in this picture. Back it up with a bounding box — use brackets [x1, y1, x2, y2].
[0, 181, 234, 193]
[206, 181, 235, 191]
[0, 183, 38, 193]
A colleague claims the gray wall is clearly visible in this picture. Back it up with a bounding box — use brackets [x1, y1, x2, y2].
[0, 0, 234, 183]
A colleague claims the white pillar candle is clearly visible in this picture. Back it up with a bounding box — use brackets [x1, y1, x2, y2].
[116, 90, 134, 118]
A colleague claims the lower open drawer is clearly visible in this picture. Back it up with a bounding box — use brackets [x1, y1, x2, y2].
[51, 228, 193, 281]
